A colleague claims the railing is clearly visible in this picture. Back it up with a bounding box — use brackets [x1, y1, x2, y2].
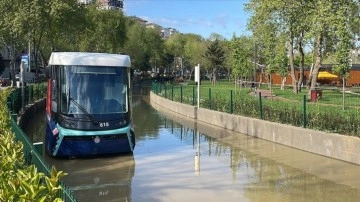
[6, 84, 78, 202]
[152, 82, 360, 136]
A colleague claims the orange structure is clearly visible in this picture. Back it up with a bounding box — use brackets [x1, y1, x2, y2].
[257, 64, 360, 87]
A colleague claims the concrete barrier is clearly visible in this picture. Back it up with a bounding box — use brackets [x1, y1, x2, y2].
[18, 99, 46, 129]
[150, 91, 360, 165]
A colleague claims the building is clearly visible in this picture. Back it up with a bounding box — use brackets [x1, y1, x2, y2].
[161, 28, 179, 39]
[78, 0, 124, 10]
[98, 0, 124, 10]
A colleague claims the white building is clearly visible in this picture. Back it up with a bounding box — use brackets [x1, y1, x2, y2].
[78, 0, 124, 10]
[161, 28, 179, 39]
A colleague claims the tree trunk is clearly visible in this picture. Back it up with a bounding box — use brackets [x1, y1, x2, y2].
[297, 31, 305, 92]
[288, 31, 297, 93]
[267, 73, 271, 89]
[308, 34, 323, 95]
[258, 67, 264, 87]
[211, 67, 217, 86]
[280, 77, 287, 90]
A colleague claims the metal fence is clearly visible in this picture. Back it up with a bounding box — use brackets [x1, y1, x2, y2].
[6, 84, 78, 202]
[152, 82, 360, 136]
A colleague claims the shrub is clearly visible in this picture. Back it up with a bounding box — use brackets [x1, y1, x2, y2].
[0, 88, 66, 201]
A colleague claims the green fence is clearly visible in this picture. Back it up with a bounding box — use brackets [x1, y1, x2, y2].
[152, 82, 360, 136]
[6, 84, 78, 202]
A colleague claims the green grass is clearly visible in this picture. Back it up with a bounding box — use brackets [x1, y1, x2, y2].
[155, 79, 360, 136]
[174, 80, 359, 107]
[158, 79, 360, 112]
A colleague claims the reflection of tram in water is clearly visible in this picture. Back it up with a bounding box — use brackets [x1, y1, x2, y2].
[45, 52, 135, 157]
[45, 154, 135, 201]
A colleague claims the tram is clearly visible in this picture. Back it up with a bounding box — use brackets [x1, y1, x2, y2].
[45, 52, 135, 157]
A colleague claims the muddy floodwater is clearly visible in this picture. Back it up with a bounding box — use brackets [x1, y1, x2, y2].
[23, 94, 360, 202]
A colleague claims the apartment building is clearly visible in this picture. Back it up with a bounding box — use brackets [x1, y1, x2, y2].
[78, 0, 124, 10]
[161, 28, 179, 39]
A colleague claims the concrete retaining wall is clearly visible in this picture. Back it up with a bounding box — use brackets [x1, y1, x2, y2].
[18, 99, 46, 130]
[150, 91, 360, 165]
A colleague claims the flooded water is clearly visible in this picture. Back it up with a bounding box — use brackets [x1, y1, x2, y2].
[23, 93, 360, 202]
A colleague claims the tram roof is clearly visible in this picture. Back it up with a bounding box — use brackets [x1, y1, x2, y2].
[48, 52, 131, 67]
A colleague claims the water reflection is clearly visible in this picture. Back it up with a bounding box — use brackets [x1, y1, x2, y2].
[45, 155, 135, 202]
[152, 100, 360, 202]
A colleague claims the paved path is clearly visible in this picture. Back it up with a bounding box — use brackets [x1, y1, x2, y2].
[250, 89, 276, 99]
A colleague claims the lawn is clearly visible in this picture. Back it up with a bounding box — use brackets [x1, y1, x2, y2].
[154, 79, 360, 136]
[165, 79, 360, 109]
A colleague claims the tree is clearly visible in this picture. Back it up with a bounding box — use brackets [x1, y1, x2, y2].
[0, 0, 84, 84]
[203, 39, 226, 85]
[331, 2, 358, 110]
[230, 35, 254, 89]
[246, 0, 310, 94]
[123, 20, 165, 74]
[164, 33, 186, 76]
[306, 0, 359, 93]
[123, 23, 149, 71]
[77, 5, 126, 53]
[272, 40, 289, 90]
[145, 27, 165, 75]
[183, 34, 207, 80]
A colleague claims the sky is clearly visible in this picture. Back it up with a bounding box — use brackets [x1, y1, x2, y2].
[123, 0, 251, 40]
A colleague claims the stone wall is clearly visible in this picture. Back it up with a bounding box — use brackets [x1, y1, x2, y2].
[150, 91, 360, 165]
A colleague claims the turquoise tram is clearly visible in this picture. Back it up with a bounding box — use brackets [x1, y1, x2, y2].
[45, 52, 135, 157]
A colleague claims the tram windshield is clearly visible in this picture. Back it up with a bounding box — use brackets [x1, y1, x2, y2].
[59, 66, 128, 116]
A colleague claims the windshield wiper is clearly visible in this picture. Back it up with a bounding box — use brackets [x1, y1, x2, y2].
[69, 97, 99, 125]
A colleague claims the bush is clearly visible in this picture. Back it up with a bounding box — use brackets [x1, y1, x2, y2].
[0, 88, 66, 201]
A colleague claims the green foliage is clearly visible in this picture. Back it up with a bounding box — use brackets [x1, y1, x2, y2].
[78, 5, 127, 53]
[183, 34, 207, 67]
[245, 0, 359, 91]
[204, 39, 226, 69]
[230, 35, 254, 80]
[203, 39, 226, 84]
[0, 89, 67, 201]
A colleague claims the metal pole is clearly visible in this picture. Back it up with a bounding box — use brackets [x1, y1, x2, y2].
[20, 62, 25, 112]
[192, 86, 195, 106]
[28, 40, 31, 72]
[303, 94, 307, 128]
[342, 76, 345, 110]
[259, 92, 263, 119]
[197, 64, 200, 108]
[209, 88, 211, 110]
[180, 85, 183, 103]
[230, 90, 233, 114]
